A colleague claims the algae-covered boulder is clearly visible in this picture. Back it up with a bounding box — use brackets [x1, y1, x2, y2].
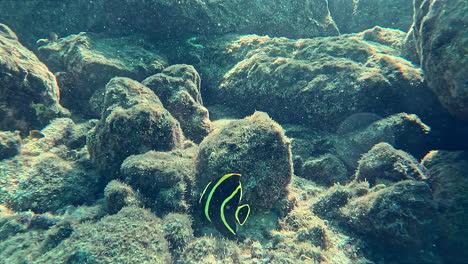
[0, 24, 68, 133]
[211, 27, 437, 129]
[354, 142, 426, 187]
[37, 206, 172, 264]
[120, 144, 197, 215]
[0, 118, 99, 213]
[87, 77, 184, 178]
[0, 131, 22, 160]
[196, 111, 292, 208]
[162, 213, 195, 252]
[103, 180, 142, 214]
[329, 0, 413, 33]
[422, 150, 468, 263]
[142, 64, 211, 143]
[36, 32, 167, 116]
[334, 112, 433, 168]
[342, 180, 435, 255]
[408, 0, 468, 120]
[300, 154, 349, 186]
[105, 0, 338, 39]
[175, 236, 240, 264]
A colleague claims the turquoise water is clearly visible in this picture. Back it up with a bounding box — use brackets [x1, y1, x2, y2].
[0, 1, 467, 263]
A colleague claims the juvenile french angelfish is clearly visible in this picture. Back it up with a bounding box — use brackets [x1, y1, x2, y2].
[199, 173, 250, 238]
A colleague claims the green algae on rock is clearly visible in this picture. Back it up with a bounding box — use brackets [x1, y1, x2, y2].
[205, 27, 439, 130]
[36, 32, 167, 117]
[175, 236, 240, 264]
[0, 24, 69, 134]
[87, 77, 184, 179]
[329, 0, 414, 34]
[103, 180, 142, 214]
[143, 64, 212, 143]
[407, 0, 468, 120]
[162, 213, 195, 252]
[36, 206, 172, 264]
[342, 180, 436, 260]
[120, 144, 197, 215]
[353, 142, 427, 187]
[105, 0, 339, 39]
[196, 111, 293, 208]
[0, 131, 22, 160]
[334, 112, 433, 168]
[422, 150, 468, 264]
[300, 154, 349, 187]
[0, 118, 99, 213]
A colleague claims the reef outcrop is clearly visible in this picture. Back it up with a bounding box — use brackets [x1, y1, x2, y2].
[142, 64, 211, 143]
[205, 27, 440, 129]
[196, 111, 293, 208]
[406, 0, 468, 120]
[36, 32, 167, 117]
[0, 24, 68, 134]
[120, 144, 197, 215]
[87, 77, 184, 178]
[0, 118, 99, 213]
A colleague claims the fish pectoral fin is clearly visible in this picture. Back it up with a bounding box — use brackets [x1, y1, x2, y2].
[235, 204, 250, 226]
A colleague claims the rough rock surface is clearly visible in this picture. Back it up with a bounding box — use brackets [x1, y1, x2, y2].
[300, 154, 349, 186]
[0, 2, 105, 49]
[105, 0, 339, 39]
[36, 207, 172, 264]
[175, 236, 240, 264]
[354, 142, 426, 187]
[329, 0, 414, 34]
[36, 32, 167, 116]
[104, 180, 142, 214]
[342, 180, 435, 256]
[209, 27, 437, 129]
[196, 111, 292, 208]
[0, 24, 68, 133]
[0, 131, 22, 160]
[335, 113, 433, 167]
[87, 77, 184, 178]
[409, 0, 468, 119]
[422, 150, 468, 263]
[120, 144, 197, 215]
[162, 213, 195, 252]
[0, 0, 338, 48]
[142, 65, 211, 143]
[0, 118, 99, 213]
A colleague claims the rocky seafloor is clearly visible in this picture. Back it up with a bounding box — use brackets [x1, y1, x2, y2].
[0, 0, 467, 263]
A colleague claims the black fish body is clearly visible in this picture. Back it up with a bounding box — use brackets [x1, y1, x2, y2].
[199, 173, 250, 238]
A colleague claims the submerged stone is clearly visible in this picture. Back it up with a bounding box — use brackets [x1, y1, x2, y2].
[143, 64, 211, 143]
[87, 77, 184, 178]
[196, 111, 293, 208]
[0, 24, 69, 134]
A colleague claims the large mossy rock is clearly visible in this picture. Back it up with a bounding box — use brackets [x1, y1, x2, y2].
[0, 24, 68, 134]
[37, 207, 172, 264]
[105, 0, 339, 39]
[334, 113, 433, 168]
[408, 0, 468, 120]
[342, 181, 435, 258]
[37, 32, 167, 116]
[422, 150, 468, 263]
[121, 145, 198, 215]
[329, 0, 413, 34]
[0, 131, 22, 160]
[142, 65, 211, 143]
[0, 118, 99, 213]
[207, 27, 439, 129]
[196, 111, 292, 208]
[353, 142, 427, 187]
[87, 77, 184, 179]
